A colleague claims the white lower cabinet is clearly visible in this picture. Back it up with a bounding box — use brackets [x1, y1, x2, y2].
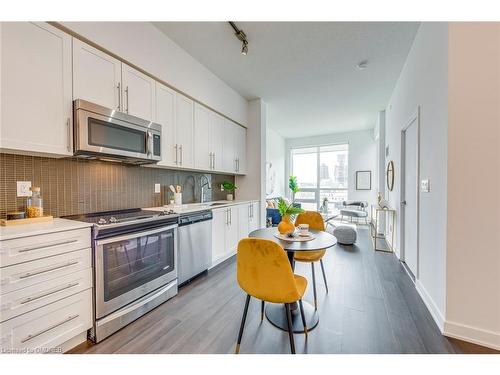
[0, 289, 92, 353]
[0, 226, 93, 353]
[211, 202, 260, 268]
[211, 206, 238, 267]
[238, 204, 249, 240]
[248, 202, 261, 233]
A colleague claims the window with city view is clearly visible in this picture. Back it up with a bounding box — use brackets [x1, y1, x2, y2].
[291, 144, 348, 211]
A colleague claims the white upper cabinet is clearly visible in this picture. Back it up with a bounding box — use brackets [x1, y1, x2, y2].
[155, 82, 176, 167]
[193, 103, 211, 170]
[73, 40, 155, 121]
[72, 39, 121, 110]
[175, 94, 194, 168]
[222, 119, 236, 173]
[1, 22, 73, 156]
[121, 63, 155, 121]
[234, 125, 247, 174]
[209, 112, 224, 172]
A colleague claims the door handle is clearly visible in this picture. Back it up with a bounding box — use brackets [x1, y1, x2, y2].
[146, 131, 152, 156]
[213, 153, 216, 170]
[174, 144, 178, 165]
[209, 152, 213, 169]
[401, 201, 407, 205]
[179, 145, 183, 165]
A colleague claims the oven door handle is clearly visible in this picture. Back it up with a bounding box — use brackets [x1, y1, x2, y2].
[96, 224, 178, 246]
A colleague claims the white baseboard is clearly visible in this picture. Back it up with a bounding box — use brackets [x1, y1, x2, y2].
[444, 321, 500, 351]
[415, 280, 445, 332]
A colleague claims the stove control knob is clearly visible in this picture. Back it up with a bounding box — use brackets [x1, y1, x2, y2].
[97, 218, 107, 225]
[109, 217, 117, 224]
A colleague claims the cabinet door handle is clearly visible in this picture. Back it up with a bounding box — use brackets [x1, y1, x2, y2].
[21, 314, 79, 343]
[17, 239, 78, 253]
[66, 117, 71, 152]
[179, 145, 183, 165]
[213, 153, 216, 170]
[174, 144, 178, 165]
[209, 152, 213, 169]
[20, 282, 80, 305]
[19, 260, 80, 279]
[117, 82, 121, 111]
[125, 86, 129, 113]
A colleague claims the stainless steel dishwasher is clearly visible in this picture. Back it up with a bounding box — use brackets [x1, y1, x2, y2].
[177, 210, 213, 286]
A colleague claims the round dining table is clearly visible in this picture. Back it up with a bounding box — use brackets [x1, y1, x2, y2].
[248, 227, 337, 333]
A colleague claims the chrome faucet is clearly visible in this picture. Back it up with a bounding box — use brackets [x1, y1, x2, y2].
[200, 175, 212, 203]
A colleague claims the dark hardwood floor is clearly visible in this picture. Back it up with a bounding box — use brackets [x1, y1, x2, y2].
[70, 226, 497, 354]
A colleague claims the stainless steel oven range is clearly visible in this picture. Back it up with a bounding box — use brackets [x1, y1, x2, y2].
[64, 208, 179, 342]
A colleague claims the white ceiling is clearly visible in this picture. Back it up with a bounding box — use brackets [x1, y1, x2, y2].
[154, 22, 419, 138]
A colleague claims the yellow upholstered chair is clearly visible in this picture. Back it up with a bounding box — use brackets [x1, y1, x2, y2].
[236, 238, 308, 354]
[294, 211, 329, 309]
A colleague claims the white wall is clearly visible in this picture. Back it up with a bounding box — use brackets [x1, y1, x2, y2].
[445, 23, 500, 350]
[385, 23, 449, 328]
[266, 128, 286, 198]
[61, 22, 248, 126]
[285, 129, 378, 205]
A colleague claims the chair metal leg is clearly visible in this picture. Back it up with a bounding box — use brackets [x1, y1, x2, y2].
[261, 300, 265, 321]
[320, 259, 329, 293]
[284, 303, 296, 354]
[311, 262, 318, 310]
[235, 294, 251, 354]
[298, 299, 308, 336]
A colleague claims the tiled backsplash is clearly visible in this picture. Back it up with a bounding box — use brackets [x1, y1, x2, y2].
[0, 153, 234, 219]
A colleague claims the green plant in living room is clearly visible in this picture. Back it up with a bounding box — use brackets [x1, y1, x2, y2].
[288, 175, 299, 200]
[277, 197, 304, 235]
[221, 181, 237, 201]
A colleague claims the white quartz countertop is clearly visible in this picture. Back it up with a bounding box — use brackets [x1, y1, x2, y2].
[145, 199, 260, 215]
[0, 218, 92, 241]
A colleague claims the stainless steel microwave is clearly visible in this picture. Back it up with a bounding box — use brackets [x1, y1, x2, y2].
[73, 99, 161, 164]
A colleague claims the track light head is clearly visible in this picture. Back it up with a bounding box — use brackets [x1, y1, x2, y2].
[241, 42, 248, 55]
[228, 21, 249, 56]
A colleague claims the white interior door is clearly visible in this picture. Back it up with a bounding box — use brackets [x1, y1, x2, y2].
[402, 117, 419, 277]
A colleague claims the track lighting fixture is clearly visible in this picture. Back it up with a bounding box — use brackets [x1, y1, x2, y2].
[228, 21, 249, 56]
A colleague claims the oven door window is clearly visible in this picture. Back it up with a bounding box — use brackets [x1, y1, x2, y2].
[102, 228, 175, 302]
[88, 117, 147, 154]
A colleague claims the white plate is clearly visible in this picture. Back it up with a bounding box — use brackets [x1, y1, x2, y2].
[273, 233, 315, 242]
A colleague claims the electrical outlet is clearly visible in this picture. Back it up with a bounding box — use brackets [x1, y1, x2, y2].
[421, 179, 430, 193]
[17, 181, 32, 197]
[154, 183, 161, 194]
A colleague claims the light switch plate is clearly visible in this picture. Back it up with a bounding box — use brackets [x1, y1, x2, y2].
[421, 179, 430, 193]
[17, 181, 32, 197]
[154, 183, 161, 194]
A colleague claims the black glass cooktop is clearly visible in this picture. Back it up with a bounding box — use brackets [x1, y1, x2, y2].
[63, 208, 176, 226]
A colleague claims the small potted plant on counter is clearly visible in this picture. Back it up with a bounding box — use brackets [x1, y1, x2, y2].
[277, 198, 304, 235]
[221, 181, 237, 201]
